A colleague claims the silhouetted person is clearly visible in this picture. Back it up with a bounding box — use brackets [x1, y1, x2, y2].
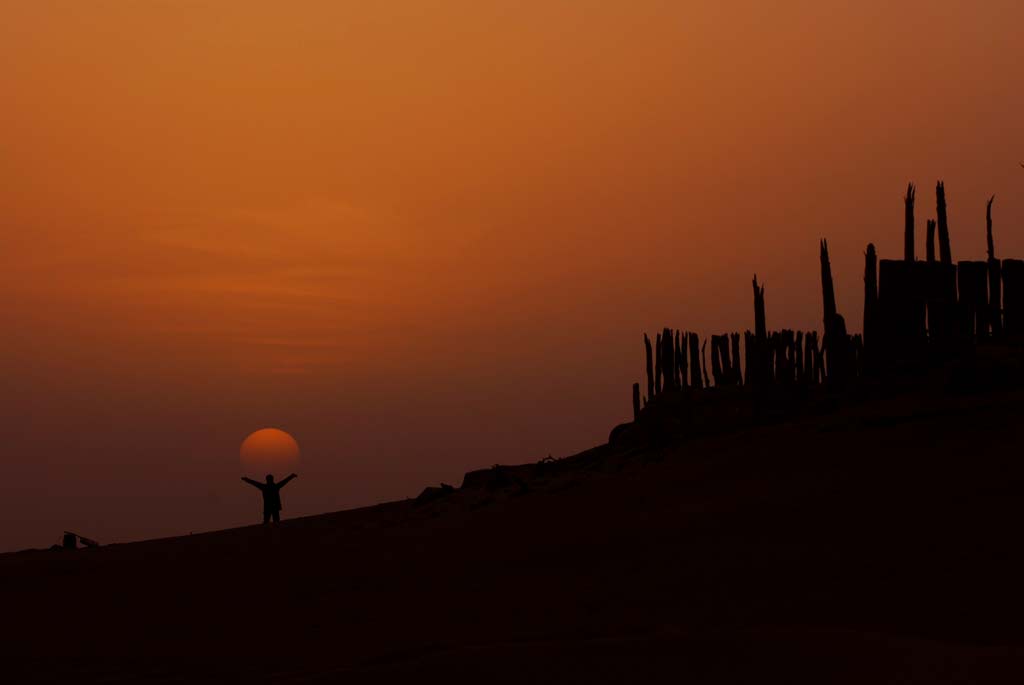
[241, 473, 297, 524]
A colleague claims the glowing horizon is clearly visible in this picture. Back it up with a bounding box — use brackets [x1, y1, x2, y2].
[2, 1, 1023, 551]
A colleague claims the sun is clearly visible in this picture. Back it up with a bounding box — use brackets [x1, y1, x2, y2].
[240, 428, 300, 475]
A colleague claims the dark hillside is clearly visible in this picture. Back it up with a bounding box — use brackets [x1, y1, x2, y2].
[6, 348, 1024, 683]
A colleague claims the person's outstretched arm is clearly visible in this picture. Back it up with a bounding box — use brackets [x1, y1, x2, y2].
[241, 477, 262, 489]
[278, 473, 298, 488]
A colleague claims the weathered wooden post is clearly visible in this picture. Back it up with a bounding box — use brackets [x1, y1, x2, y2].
[803, 331, 815, 383]
[674, 331, 683, 388]
[986, 196, 996, 260]
[922, 261, 957, 348]
[815, 331, 823, 382]
[688, 332, 702, 389]
[904, 183, 916, 262]
[632, 383, 640, 422]
[743, 331, 754, 386]
[644, 334, 654, 401]
[701, 338, 711, 389]
[710, 334, 724, 386]
[821, 241, 837, 329]
[937, 181, 952, 265]
[654, 332, 663, 396]
[1003, 259, 1024, 335]
[879, 257, 927, 361]
[678, 331, 688, 389]
[863, 243, 878, 366]
[851, 334, 864, 376]
[795, 331, 805, 384]
[987, 197, 1002, 336]
[958, 261, 989, 341]
[661, 327, 675, 391]
[731, 332, 742, 386]
[663, 327, 671, 387]
[787, 330, 797, 383]
[820, 240, 850, 384]
[926, 219, 936, 263]
[752, 276, 768, 386]
[787, 330, 798, 383]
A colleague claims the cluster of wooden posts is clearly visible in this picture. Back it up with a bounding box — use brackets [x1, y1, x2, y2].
[870, 183, 1024, 360]
[632, 181, 1020, 421]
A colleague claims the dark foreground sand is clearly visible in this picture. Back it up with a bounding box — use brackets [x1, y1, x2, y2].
[5, 367, 1024, 682]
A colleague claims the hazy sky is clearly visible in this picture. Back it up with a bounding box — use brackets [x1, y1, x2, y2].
[2, 1, 1022, 551]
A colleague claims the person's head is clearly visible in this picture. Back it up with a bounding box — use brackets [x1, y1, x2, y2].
[265, 474, 274, 484]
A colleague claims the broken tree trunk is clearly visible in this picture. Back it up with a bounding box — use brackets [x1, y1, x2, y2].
[904, 183, 915, 262]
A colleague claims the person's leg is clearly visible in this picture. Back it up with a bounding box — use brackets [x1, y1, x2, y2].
[263, 510, 271, 525]
[272, 511, 280, 523]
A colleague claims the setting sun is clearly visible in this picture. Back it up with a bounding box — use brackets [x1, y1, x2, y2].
[240, 428, 300, 474]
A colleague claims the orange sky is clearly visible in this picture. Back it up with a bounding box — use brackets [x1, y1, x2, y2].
[2, 2, 1023, 550]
